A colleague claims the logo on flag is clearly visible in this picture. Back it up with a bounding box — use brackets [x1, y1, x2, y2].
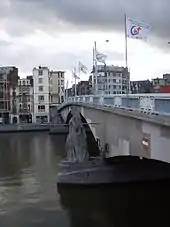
[130, 25, 141, 36]
[126, 17, 150, 41]
[96, 51, 107, 64]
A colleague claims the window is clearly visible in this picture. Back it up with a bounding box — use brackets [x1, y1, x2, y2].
[39, 70, 43, 75]
[39, 78, 43, 84]
[28, 104, 30, 111]
[38, 95, 44, 102]
[39, 86, 43, 91]
[22, 96, 27, 102]
[27, 87, 30, 93]
[23, 103, 27, 109]
[38, 105, 45, 112]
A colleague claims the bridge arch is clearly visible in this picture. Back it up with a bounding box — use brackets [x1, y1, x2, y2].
[80, 113, 100, 157]
[65, 111, 72, 125]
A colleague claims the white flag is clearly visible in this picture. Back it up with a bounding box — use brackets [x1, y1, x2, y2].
[79, 61, 88, 74]
[126, 17, 150, 41]
[96, 51, 107, 64]
[72, 68, 80, 79]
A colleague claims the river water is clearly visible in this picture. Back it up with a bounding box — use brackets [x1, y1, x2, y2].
[0, 132, 170, 227]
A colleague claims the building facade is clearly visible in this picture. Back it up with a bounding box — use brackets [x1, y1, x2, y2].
[33, 66, 50, 123]
[0, 66, 19, 124]
[49, 71, 65, 104]
[71, 80, 92, 96]
[93, 65, 130, 95]
[130, 80, 153, 94]
[152, 74, 170, 93]
[16, 77, 33, 123]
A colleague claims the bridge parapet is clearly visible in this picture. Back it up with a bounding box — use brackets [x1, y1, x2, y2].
[65, 94, 170, 116]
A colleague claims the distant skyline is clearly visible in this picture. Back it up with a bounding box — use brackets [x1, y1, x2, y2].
[0, 0, 170, 85]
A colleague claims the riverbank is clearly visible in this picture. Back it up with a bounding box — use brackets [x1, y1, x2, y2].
[0, 123, 51, 133]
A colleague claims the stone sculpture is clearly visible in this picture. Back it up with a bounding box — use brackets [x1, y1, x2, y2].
[66, 107, 89, 162]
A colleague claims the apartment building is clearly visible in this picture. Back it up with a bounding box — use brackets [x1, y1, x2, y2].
[93, 65, 130, 95]
[16, 76, 33, 123]
[49, 70, 65, 104]
[130, 80, 153, 94]
[33, 66, 50, 123]
[71, 80, 92, 96]
[0, 66, 18, 124]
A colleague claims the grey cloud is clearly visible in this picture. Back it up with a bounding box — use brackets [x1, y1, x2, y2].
[0, 42, 91, 74]
[0, 40, 13, 46]
[106, 51, 124, 62]
[4, 0, 169, 44]
[0, 0, 170, 76]
[0, 0, 169, 42]
[0, 38, 124, 76]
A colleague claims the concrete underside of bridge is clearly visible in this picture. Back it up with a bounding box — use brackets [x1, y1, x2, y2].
[58, 104, 170, 163]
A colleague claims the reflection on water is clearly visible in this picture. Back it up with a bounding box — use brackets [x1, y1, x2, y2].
[0, 133, 68, 226]
[0, 132, 170, 226]
[59, 182, 170, 227]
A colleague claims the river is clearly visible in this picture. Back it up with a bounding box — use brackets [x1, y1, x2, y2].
[0, 132, 169, 226]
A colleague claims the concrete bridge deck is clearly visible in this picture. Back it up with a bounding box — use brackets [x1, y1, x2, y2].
[58, 96, 170, 164]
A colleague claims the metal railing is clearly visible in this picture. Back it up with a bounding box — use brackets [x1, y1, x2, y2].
[62, 94, 170, 116]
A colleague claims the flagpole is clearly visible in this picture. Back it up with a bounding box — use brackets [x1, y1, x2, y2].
[94, 41, 98, 95]
[124, 14, 130, 106]
[92, 46, 95, 94]
[124, 14, 128, 68]
[66, 80, 68, 101]
[73, 68, 77, 97]
[78, 62, 81, 81]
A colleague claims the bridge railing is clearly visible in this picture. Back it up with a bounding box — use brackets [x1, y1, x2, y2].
[64, 94, 170, 116]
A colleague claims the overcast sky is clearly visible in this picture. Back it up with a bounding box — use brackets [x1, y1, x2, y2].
[0, 0, 170, 85]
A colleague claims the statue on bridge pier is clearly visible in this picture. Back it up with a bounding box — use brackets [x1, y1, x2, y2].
[66, 107, 89, 162]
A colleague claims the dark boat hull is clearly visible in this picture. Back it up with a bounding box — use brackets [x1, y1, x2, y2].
[57, 156, 170, 186]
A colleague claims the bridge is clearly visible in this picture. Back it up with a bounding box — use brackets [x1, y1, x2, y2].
[58, 94, 170, 163]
